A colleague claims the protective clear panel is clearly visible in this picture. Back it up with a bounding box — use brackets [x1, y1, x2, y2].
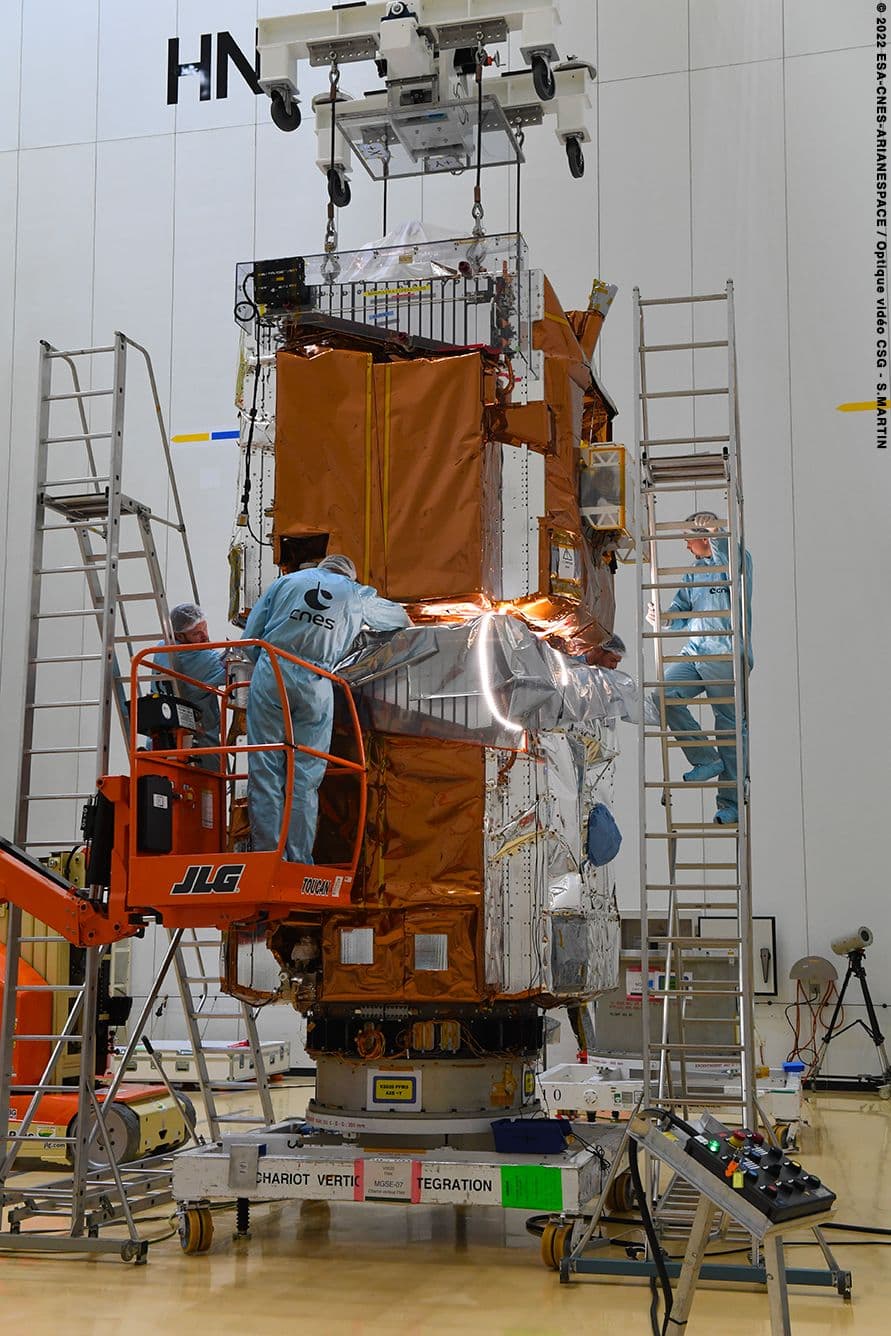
[336, 95, 523, 179]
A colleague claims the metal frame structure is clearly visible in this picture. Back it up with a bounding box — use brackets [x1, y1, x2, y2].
[632, 282, 756, 1129]
[0, 335, 261, 1259]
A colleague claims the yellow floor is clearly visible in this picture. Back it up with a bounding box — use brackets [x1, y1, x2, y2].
[1, 1090, 889, 1334]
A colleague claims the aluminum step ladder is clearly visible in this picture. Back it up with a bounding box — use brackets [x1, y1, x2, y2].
[633, 283, 757, 1132]
[0, 334, 200, 1258]
[170, 928, 276, 1140]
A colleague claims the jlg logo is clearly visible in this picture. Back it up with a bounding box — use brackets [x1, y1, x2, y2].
[170, 864, 246, 895]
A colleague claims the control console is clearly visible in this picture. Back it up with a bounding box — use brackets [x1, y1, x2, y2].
[685, 1125, 835, 1224]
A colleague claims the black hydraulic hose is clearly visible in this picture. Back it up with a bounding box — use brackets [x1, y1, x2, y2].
[628, 1137, 674, 1336]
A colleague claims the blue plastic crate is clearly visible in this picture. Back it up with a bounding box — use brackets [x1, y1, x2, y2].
[491, 1117, 570, 1155]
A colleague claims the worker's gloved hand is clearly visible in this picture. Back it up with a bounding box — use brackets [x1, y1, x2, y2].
[646, 601, 658, 627]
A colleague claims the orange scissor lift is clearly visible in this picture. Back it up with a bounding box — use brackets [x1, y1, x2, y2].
[1, 642, 367, 946]
[0, 641, 367, 1258]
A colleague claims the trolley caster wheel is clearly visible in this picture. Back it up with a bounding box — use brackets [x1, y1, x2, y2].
[179, 1206, 214, 1255]
[270, 89, 301, 132]
[605, 1168, 636, 1216]
[120, 1240, 141, 1263]
[774, 1123, 796, 1150]
[837, 1271, 853, 1300]
[565, 135, 585, 179]
[531, 53, 556, 101]
[327, 166, 351, 208]
[540, 1220, 572, 1271]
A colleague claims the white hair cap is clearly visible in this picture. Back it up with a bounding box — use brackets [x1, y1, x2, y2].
[318, 554, 357, 580]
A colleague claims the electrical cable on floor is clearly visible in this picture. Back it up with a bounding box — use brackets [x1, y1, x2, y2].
[628, 1136, 674, 1336]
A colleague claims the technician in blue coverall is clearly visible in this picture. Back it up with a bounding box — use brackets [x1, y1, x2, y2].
[242, 554, 410, 862]
[154, 603, 227, 771]
[647, 513, 753, 823]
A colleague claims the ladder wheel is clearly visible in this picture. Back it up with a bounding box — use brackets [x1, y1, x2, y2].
[180, 1206, 213, 1255]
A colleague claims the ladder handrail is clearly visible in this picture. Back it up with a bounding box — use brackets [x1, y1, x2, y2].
[119, 334, 200, 608]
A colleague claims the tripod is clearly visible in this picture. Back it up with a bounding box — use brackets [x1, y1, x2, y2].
[806, 948, 891, 1096]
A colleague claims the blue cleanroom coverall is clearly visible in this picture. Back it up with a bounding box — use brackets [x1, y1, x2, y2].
[153, 645, 227, 771]
[242, 570, 410, 862]
[653, 537, 753, 820]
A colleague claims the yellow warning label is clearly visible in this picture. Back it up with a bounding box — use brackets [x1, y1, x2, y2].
[372, 1077, 416, 1103]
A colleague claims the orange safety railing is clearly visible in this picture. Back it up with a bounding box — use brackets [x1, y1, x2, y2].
[128, 640, 367, 878]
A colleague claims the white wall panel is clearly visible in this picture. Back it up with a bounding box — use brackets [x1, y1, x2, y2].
[0, 2, 22, 154]
[93, 132, 178, 611]
[688, 60, 805, 976]
[0, 152, 19, 657]
[690, 0, 783, 68]
[596, 0, 688, 82]
[785, 48, 887, 974]
[0, 143, 97, 824]
[782, 0, 875, 57]
[19, 1, 99, 149]
[171, 0, 260, 134]
[597, 73, 692, 438]
[169, 125, 255, 629]
[596, 71, 692, 909]
[97, 0, 177, 141]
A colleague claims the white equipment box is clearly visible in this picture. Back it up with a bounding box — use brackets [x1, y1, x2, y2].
[539, 1059, 804, 1128]
[111, 1039, 290, 1085]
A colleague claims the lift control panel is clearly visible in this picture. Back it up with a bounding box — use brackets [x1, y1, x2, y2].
[684, 1127, 836, 1224]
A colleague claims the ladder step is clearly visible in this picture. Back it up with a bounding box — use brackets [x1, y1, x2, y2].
[645, 885, 741, 892]
[646, 831, 738, 840]
[27, 699, 99, 709]
[644, 629, 733, 639]
[649, 1043, 742, 1053]
[24, 745, 97, 755]
[645, 565, 731, 579]
[41, 476, 110, 488]
[44, 389, 113, 400]
[642, 340, 728, 352]
[674, 863, 739, 871]
[644, 781, 737, 789]
[645, 729, 738, 738]
[651, 935, 741, 946]
[113, 633, 160, 643]
[639, 293, 727, 306]
[216, 1115, 265, 1124]
[640, 387, 728, 399]
[646, 451, 727, 475]
[33, 609, 102, 620]
[44, 431, 113, 444]
[15, 982, 86, 993]
[31, 654, 103, 665]
[640, 435, 731, 447]
[36, 564, 102, 576]
[118, 592, 158, 602]
[45, 345, 116, 358]
[642, 528, 732, 540]
[188, 1013, 243, 1022]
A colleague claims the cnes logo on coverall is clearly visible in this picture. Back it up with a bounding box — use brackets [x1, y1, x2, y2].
[290, 584, 335, 630]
